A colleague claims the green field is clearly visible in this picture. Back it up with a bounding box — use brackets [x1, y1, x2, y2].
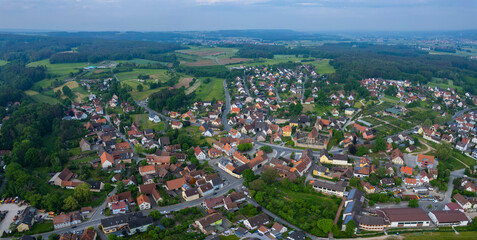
[309, 59, 336, 74]
[178, 46, 239, 60]
[27, 59, 89, 78]
[116, 58, 163, 65]
[402, 231, 477, 240]
[25, 90, 60, 104]
[0, 60, 8, 66]
[131, 114, 166, 132]
[427, 77, 463, 92]
[115, 69, 170, 82]
[194, 77, 225, 101]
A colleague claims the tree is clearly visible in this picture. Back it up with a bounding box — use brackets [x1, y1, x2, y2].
[48, 234, 60, 240]
[137, 84, 143, 92]
[423, 118, 432, 127]
[290, 151, 296, 159]
[468, 217, 477, 230]
[436, 142, 452, 161]
[356, 146, 369, 156]
[117, 181, 125, 193]
[372, 137, 387, 153]
[63, 195, 79, 211]
[349, 177, 360, 187]
[384, 85, 397, 96]
[408, 199, 419, 208]
[249, 179, 266, 191]
[345, 220, 356, 236]
[74, 182, 93, 202]
[394, 177, 403, 186]
[317, 219, 334, 234]
[149, 210, 162, 220]
[238, 143, 253, 152]
[242, 169, 257, 183]
[261, 168, 279, 185]
[170, 155, 178, 164]
[259, 145, 273, 153]
[255, 192, 264, 203]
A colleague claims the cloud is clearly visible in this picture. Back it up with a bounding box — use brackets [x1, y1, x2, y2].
[193, 0, 269, 5]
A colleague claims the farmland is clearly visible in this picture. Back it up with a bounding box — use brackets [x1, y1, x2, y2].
[194, 77, 225, 101]
[25, 90, 60, 104]
[27, 59, 89, 79]
[175, 77, 194, 89]
[115, 69, 170, 82]
[177, 46, 249, 66]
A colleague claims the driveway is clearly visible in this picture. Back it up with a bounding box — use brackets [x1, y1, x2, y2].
[0, 204, 27, 236]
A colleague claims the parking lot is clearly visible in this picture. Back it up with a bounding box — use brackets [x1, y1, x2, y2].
[0, 203, 27, 236]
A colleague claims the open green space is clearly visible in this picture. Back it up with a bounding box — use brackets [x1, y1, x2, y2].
[309, 59, 336, 74]
[130, 114, 166, 132]
[25, 90, 60, 104]
[402, 231, 477, 240]
[194, 77, 225, 101]
[0, 60, 8, 66]
[116, 58, 162, 65]
[381, 116, 414, 130]
[14, 221, 53, 236]
[250, 178, 341, 237]
[427, 77, 463, 92]
[27, 59, 89, 78]
[115, 69, 170, 82]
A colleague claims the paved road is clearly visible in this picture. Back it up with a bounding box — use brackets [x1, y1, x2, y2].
[222, 80, 232, 131]
[242, 69, 251, 97]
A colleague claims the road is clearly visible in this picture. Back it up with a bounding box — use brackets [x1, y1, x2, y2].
[222, 80, 232, 131]
[242, 69, 251, 97]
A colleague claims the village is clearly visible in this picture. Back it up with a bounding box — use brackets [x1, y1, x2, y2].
[1, 62, 477, 240]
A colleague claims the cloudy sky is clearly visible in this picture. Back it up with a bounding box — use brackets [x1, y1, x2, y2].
[0, 0, 476, 31]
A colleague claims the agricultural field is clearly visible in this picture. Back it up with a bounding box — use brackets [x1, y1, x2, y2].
[24, 90, 59, 104]
[381, 116, 414, 130]
[176, 46, 247, 66]
[116, 58, 163, 65]
[401, 231, 477, 240]
[54, 81, 89, 102]
[175, 77, 194, 89]
[194, 77, 225, 101]
[426, 77, 463, 92]
[309, 59, 336, 74]
[115, 69, 170, 82]
[27, 59, 89, 79]
[131, 114, 166, 132]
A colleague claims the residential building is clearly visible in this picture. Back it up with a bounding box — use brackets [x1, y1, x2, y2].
[244, 213, 270, 230]
[195, 213, 223, 234]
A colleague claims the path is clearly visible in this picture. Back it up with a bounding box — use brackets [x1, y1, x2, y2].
[334, 197, 345, 225]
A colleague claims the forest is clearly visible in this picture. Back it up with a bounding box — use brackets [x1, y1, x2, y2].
[0, 62, 46, 105]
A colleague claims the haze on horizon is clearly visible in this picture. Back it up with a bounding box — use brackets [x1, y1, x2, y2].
[1, 0, 476, 32]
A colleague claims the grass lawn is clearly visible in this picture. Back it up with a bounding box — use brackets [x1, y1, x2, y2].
[310, 59, 335, 74]
[131, 114, 166, 132]
[116, 58, 162, 65]
[402, 231, 477, 240]
[25, 90, 60, 104]
[194, 77, 225, 101]
[15, 221, 53, 236]
[33, 78, 56, 89]
[115, 69, 170, 82]
[451, 150, 476, 167]
[220, 236, 240, 240]
[427, 77, 463, 92]
[382, 96, 401, 104]
[0, 60, 8, 66]
[27, 59, 89, 78]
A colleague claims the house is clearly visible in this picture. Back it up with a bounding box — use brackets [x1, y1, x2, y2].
[198, 183, 214, 197]
[53, 212, 82, 229]
[194, 146, 207, 160]
[195, 213, 223, 234]
[137, 194, 151, 210]
[390, 148, 404, 165]
[171, 121, 183, 129]
[312, 165, 331, 179]
[454, 193, 472, 209]
[182, 188, 200, 201]
[332, 154, 349, 165]
[111, 201, 128, 214]
[345, 108, 355, 116]
[428, 210, 469, 226]
[101, 212, 153, 235]
[139, 165, 157, 176]
[404, 178, 418, 186]
[244, 213, 270, 230]
[100, 152, 115, 169]
[319, 149, 332, 164]
[358, 215, 385, 232]
[380, 178, 395, 187]
[148, 114, 161, 123]
[377, 208, 431, 228]
[417, 154, 435, 168]
[81, 207, 93, 215]
[444, 202, 464, 212]
[282, 125, 292, 137]
[311, 180, 346, 197]
[361, 181, 375, 194]
[139, 183, 162, 203]
[16, 207, 36, 232]
[80, 228, 97, 240]
[287, 231, 306, 240]
[165, 177, 186, 190]
[79, 139, 92, 152]
[401, 166, 413, 176]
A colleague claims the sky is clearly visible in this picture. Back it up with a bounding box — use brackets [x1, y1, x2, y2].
[0, 0, 476, 32]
